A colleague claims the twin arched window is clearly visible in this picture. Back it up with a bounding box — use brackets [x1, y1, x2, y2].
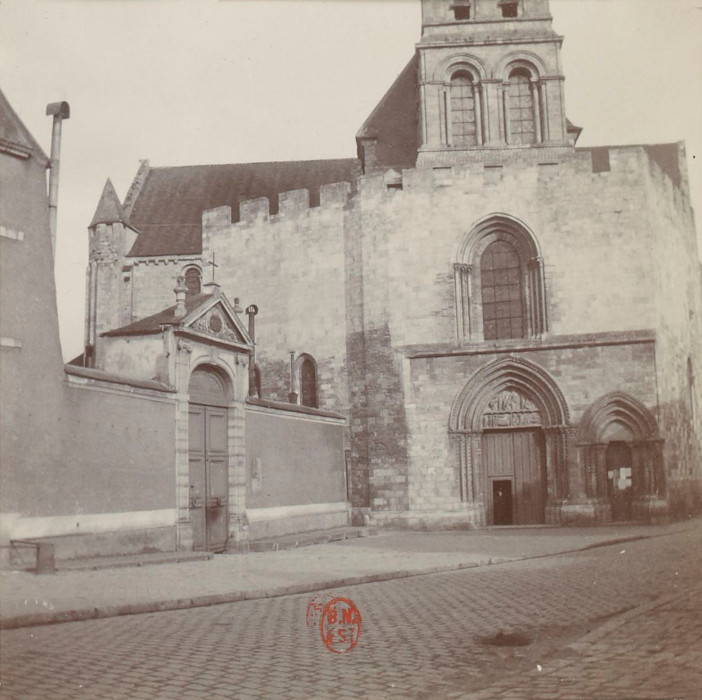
[444, 63, 542, 148]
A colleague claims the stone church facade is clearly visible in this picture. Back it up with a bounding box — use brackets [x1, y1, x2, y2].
[82, 0, 702, 536]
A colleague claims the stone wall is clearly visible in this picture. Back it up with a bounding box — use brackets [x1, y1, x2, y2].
[201, 184, 351, 415]
[645, 144, 702, 516]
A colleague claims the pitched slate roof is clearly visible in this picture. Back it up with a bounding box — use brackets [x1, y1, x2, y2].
[102, 293, 212, 336]
[90, 178, 129, 227]
[0, 88, 49, 164]
[356, 55, 419, 171]
[125, 158, 359, 257]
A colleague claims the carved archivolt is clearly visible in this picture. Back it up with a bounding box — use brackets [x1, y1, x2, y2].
[449, 356, 569, 432]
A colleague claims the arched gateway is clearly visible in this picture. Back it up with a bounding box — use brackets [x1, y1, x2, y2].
[188, 365, 231, 551]
[449, 357, 570, 526]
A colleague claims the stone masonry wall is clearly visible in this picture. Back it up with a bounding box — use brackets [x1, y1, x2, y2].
[201, 185, 351, 416]
[345, 145, 666, 517]
[645, 144, 702, 516]
[404, 339, 658, 515]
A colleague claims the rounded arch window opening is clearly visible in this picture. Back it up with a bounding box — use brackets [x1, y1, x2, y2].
[184, 266, 202, 296]
[507, 67, 536, 145]
[480, 239, 524, 340]
[450, 70, 477, 147]
[300, 356, 318, 409]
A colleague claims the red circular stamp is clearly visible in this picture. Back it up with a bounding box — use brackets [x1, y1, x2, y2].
[319, 596, 362, 654]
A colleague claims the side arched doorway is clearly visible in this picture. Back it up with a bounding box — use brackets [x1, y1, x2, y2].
[577, 392, 666, 523]
[449, 358, 570, 526]
[188, 366, 231, 551]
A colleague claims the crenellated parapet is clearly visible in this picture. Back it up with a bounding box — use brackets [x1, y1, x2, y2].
[202, 181, 353, 231]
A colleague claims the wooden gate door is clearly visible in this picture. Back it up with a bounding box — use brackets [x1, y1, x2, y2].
[188, 405, 229, 551]
[483, 430, 546, 525]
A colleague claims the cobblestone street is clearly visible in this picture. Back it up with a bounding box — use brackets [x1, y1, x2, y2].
[1, 525, 700, 699]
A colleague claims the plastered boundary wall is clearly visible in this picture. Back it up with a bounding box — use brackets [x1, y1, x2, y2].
[244, 401, 348, 539]
[1, 370, 178, 564]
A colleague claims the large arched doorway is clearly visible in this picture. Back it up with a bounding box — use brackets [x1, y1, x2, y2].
[188, 366, 231, 551]
[449, 357, 570, 526]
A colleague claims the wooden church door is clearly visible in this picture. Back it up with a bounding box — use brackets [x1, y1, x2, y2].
[483, 430, 546, 525]
[188, 368, 229, 552]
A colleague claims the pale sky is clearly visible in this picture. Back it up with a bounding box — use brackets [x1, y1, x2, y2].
[1, 0, 700, 361]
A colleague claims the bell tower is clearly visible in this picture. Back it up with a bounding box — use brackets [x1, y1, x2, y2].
[416, 0, 574, 166]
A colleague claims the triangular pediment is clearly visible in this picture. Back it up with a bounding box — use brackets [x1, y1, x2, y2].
[182, 295, 252, 347]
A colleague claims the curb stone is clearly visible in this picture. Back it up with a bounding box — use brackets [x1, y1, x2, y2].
[1, 525, 695, 630]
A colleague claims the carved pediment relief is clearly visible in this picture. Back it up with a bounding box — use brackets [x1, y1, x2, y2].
[482, 389, 541, 429]
[190, 303, 246, 344]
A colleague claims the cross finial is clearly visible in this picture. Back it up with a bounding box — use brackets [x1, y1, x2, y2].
[207, 251, 219, 283]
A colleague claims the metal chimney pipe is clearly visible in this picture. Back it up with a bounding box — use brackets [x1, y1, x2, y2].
[46, 101, 70, 256]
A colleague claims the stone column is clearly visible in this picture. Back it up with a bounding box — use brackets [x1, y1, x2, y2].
[474, 83, 484, 146]
[530, 79, 542, 143]
[538, 80, 550, 142]
[502, 83, 511, 144]
[453, 263, 473, 343]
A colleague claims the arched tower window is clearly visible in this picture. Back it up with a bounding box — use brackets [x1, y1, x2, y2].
[480, 240, 524, 340]
[507, 68, 536, 145]
[449, 71, 478, 147]
[300, 356, 318, 409]
[184, 266, 202, 296]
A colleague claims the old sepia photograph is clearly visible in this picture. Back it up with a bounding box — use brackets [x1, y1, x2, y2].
[1, 0, 701, 697]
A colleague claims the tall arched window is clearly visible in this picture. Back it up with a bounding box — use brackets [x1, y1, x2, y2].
[507, 68, 536, 145]
[184, 266, 202, 296]
[454, 215, 547, 343]
[450, 71, 477, 147]
[300, 356, 318, 408]
[480, 240, 524, 340]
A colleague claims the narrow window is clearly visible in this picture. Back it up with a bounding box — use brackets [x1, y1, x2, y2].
[501, 1, 519, 18]
[300, 357, 318, 408]
[184, 267, 202, 296]
[508, 68, 536, 145]
[450, 71, 477, 147]
[453, 5, 471, 20]
[480, 240, 524, 340]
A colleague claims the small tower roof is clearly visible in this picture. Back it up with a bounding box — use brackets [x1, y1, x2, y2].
[90, 178, 128, 227]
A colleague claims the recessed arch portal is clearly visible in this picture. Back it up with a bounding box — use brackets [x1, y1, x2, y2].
[449, 357, 570, 526]
[577, 392, 665, 522]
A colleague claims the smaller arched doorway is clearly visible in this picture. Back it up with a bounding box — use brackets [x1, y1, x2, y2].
[577, 392, 665, 523]
[188, 366, 231, 551]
